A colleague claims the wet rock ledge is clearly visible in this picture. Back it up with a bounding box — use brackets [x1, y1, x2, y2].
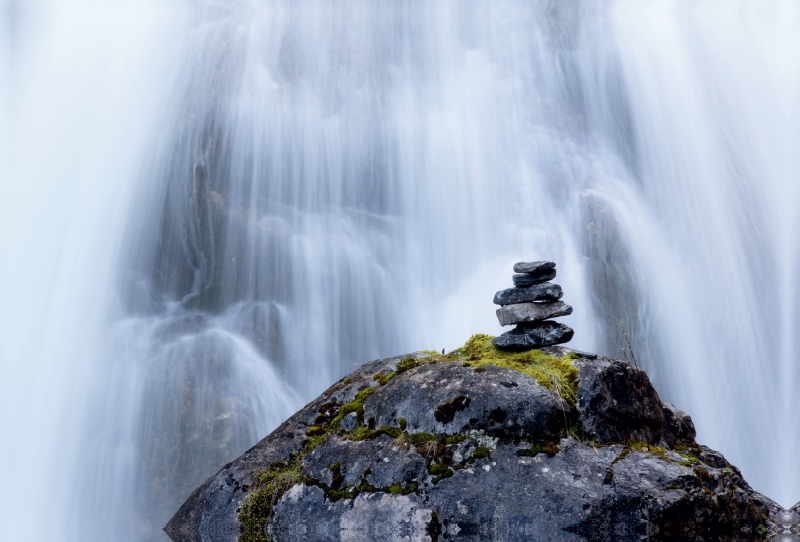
[165, 336, 794, 542]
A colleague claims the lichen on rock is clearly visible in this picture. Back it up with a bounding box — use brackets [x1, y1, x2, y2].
[165, 339, 790, 542]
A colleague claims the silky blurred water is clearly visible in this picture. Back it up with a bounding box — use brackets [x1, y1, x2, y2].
[2, 0, 799, 540]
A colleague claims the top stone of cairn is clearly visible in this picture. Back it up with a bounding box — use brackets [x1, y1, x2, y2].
[513, 261, 555, 274]
[511, 261, 556, 287]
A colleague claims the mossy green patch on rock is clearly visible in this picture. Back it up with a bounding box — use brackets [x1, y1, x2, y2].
[373, 372, 396, 386]
[447, 334, 579, 405]
[515, 440, 559, 458]
[179, 345, 776, 542]
[428, 463, 454, 484]
[238, 458, 311, 542]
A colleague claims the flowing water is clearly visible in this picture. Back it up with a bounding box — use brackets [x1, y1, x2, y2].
[2, 0, 799, 540]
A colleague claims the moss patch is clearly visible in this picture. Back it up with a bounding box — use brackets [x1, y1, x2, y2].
[428, 463, 454, 484]
[444, 334, 580, 405]
[515, 440, 559, 458]
[238, 458, 311, 542]
[238, 340, 580, 540]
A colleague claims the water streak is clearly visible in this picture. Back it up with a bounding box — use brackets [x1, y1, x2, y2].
[2, 1, 799, 540]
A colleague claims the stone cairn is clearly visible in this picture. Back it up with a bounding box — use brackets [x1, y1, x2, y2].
[492, 261, 574, 352]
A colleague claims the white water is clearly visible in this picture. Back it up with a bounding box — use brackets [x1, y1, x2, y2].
[2, 1, 799, 539]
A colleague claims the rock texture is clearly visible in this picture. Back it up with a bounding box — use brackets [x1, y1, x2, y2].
[493, 284, 563, 305]
[496, 301, 573, 326]
[491, 321, 575, 351]
[493, 262, 574, 351]
[512, 270, 557, 287]
[513, 261, 555, 274]
[166, 346, 794, 542]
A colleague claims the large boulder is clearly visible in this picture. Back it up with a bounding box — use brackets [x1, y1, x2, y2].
[165, 342, 793, 542]
[571, 353, 669, 445]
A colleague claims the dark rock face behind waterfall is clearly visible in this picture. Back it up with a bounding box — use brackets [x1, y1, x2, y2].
[165, 346, 796, 542]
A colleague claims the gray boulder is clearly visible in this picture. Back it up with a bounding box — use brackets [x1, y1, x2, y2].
[363, 361, 569, 440]
[165, 348, 789, 542]
[571, 354, 667, 445]
[662, 402, 697, 448]
[496, 300, 573, 326]
[493, 283, 563, 305]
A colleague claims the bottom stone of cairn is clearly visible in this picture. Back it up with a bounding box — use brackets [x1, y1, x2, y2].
[492, 321, 574, 351]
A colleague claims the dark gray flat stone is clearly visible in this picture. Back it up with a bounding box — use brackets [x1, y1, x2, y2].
[496, 301, 572, 326]
[512, 270, 557, 287]
[513, 261, 555, 274]
[493, 284, 563, 305]
[492, 322, 574, 351]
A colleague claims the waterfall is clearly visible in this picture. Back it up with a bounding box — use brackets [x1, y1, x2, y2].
[2, 0, 799, 540]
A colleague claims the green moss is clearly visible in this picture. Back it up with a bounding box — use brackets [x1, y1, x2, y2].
[305, 434, 326, 452]
[428, 463, 454, 483]
[347, 425, 404, 441]
[305, 426, 326, 437]
[329, 386, 379, 430]
[415, 350, 441, 359]
[447, 334, 579, 405]
[373, 372, 396, 386]
[611, 448, 631, 465]
[239, 336, 583, 541]
[609, 442, 669, 466]
[238, 358, 426, 540]
[398, 356, 424, 371]
[407, 432, 438, 445]
[387, 482, 418, 495]
[238, 459, 311, 542]
[627, 441, 667, 456]
[355, 386, 378, 401]
[676, 453, 700, 467]
[515, 440, 559, 457]
[471, 446, 490, 459]
[445, 434, 466, 445]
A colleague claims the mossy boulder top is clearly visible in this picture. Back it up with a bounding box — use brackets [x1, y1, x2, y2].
[165, 339, 794, 542]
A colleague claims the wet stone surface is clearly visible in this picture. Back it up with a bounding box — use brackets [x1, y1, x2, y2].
[496, 301, 573, 327]
[512, 269, 557, 287]
[512, 261, 556, 274]
[492, 321, 574, 351]
[493, 283, 563, 305]
[166, 349, 789, 542]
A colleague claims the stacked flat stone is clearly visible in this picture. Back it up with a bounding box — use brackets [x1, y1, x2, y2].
[492, 261, 574, 352]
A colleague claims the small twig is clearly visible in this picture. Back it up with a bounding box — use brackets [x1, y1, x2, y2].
[618, 319, 649, 450]
[618, 320, 639, 370]
[550, 375, 570, 435]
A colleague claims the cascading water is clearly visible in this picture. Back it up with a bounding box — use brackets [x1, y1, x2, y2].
[2, 0, 799, 540]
